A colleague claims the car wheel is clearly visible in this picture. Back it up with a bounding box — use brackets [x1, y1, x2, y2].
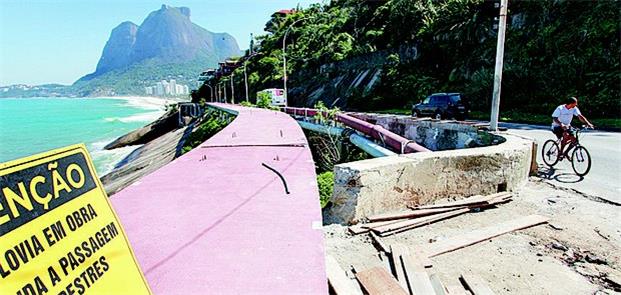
[434, 110, 442, 120]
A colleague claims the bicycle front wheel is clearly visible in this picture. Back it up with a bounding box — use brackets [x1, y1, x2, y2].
[571, 146, 591, 176]
[542, 140, 560, 167]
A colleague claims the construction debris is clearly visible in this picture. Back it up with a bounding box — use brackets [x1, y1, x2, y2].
[354, 266, 408, 295]
[328, 180, 618, 294]
[348, 239, 502, 295]
[421, 214, 549, 257]
[326, 255, 363, 295]
[459, 274, 496, 295]
[349, 192, 514, 237]
[337, 192, 550, 295]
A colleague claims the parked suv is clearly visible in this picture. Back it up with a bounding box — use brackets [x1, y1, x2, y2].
[411, 93, 468, 120]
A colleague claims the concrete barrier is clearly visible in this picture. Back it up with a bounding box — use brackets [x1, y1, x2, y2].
[324, 132, 534, 224]
[348, 112, 505, 150]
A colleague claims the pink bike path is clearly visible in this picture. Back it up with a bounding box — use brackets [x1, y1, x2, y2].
[110, 103, 328, 294]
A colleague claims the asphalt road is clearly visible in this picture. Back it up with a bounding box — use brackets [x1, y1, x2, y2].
[501, 122, 621, 205]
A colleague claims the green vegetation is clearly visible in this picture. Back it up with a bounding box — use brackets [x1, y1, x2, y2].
[239, 100, 255, 107]
[164, 102, 179, 112]
[181, 111, 229, 154]
[317, 172, 334, 208]
[197, 0, 619, 122]
[256, 92, 280, 110]
[313, 101, 340, 125]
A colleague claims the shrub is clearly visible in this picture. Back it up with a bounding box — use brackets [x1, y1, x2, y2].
[317, 171, 334, 208]
[256, 92, 279, 110]
[239, 101, 255, 107]
[181, 111, 229, 154]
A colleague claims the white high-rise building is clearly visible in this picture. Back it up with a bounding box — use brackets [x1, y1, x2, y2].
[161, 80, 170, 96]
[149, 80, 189, 96]
[169, 79, 177, 95]
[155, 82, 165, 96]
[176, 84, 185, 95]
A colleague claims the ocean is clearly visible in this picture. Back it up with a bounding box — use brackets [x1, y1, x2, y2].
[0, 97, 168, 176]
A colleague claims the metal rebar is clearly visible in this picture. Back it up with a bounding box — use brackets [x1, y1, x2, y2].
[261, 163, 290, 195]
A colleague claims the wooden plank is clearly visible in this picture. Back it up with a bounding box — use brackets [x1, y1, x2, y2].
[356, 193, 513, 235]
[411, 195, 488, 209]
[423, 215, 549, 257]
[348, 224, 369, 235]
[368, 207, 465, 222]
[390, 244, 412, 294]
[413, 193, 510, 210]
[378, 252, 393, 274]
[459, 274, 496, 295]
[401, 254, 436, 295]
[370, 231, 391, 253]
[429, 273, 448, 295]
[373, 209, 469, 234]
[484, 196, 512, 207]
[350, 218, 410, 234]
[445, 284, 469, 295]
[355, 267, 408, 295]
[378, 209, 471, 237]
[325, 255, 364, 295]
[362, 219, 407, 229]
[411, 249, 434, 269]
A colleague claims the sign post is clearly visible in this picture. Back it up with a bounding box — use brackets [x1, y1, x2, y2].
[0, 144, 151, 295]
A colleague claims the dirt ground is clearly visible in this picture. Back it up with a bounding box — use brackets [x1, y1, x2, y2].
[323, 177, 621, 294]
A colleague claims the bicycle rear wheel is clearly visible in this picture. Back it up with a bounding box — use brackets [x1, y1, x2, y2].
[571, 146, 591, 176]
[542, 140, 560, 167]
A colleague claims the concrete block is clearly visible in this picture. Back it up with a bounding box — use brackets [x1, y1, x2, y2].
[324, 133, 533, 224]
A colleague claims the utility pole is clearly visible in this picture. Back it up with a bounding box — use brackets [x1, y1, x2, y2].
[244, 62, 249, 102]
[222, 82, 228, 103]
[244, 54, 258, 102]
[206, 84, 213, 102]
[230, 73, 235, 104]
[217, 84, 221, 102]
[249, 33, 254, 55]
[283, 17, 310, 107]
[490, 0, 508, 131]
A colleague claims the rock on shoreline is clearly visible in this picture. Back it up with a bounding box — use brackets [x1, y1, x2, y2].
[104, 109, 179, 149]
[101, 110, 195, 195]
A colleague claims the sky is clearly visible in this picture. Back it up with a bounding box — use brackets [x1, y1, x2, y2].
[0, 0, 324, 86]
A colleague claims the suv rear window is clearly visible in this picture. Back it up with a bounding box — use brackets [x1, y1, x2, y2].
[449, 95, 461, 103]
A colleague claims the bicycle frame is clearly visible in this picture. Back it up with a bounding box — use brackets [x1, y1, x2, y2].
[555, 127, 588, 161]
[542, 126, 592, 175]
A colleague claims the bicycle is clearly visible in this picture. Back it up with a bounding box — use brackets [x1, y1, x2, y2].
[541, 125, 592, 176]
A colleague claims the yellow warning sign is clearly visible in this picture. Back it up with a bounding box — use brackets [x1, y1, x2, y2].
[0, 144, 151, 295]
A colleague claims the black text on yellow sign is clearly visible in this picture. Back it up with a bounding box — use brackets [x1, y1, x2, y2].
[0, 144, 151, 295]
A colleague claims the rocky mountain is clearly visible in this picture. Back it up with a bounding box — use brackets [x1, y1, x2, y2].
[95, 21, 138, 74]
[74, 5, 240, 96]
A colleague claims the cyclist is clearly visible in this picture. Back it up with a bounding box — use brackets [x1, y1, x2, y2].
[551, 97, 594, 157]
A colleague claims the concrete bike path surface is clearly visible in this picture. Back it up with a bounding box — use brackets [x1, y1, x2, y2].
[110, 103, 327, 294]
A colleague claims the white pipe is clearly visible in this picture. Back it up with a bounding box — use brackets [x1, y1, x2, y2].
[297, 121, 395, 157]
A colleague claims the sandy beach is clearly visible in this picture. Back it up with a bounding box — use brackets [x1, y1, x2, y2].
[101, 95, 189, 111]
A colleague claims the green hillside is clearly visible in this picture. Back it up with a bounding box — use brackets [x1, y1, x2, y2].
[200, 0, 620, 120]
